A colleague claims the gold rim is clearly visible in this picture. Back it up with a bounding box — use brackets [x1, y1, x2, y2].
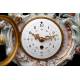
[0, 15, 19, 66]
[21, 16, 64, 60]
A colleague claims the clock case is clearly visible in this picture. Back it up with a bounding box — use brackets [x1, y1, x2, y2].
[9, 13, 80, 66]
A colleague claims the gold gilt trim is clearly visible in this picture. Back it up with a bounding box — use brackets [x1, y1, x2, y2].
[21, 16, 64, 60]
[0, 15, 19, 66]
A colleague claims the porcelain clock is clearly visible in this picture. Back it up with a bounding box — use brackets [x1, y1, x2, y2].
[21, 17, 63, 59]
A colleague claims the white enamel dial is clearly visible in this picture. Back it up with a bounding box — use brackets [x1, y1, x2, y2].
[21, 17, 62, 59]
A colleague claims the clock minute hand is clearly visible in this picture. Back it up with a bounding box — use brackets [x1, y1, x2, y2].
[45, 35, 57, 40]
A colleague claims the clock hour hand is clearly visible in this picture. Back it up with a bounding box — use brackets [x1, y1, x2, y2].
[30, 32, 40, 40]
[32, 34, 45, 42]
[30, 32, 45, 42]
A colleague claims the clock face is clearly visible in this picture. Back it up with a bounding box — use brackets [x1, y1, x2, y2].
[21, 17, 62, 59]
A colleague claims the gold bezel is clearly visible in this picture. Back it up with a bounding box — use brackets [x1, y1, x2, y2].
[20, 16, 64, 60]
[0, 15, 19, 66]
